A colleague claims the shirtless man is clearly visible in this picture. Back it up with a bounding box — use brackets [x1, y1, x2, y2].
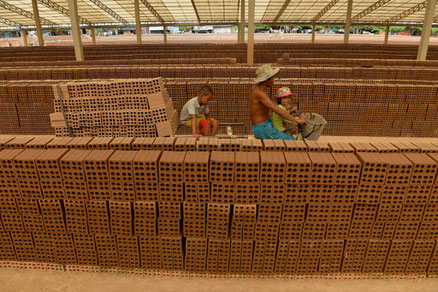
[250, 64, 306, 140]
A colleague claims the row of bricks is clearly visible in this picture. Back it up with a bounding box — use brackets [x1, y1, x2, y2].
[3, 199, 436, 225]
[1, 148, 437, 186]
[10, 178, 434, 204]
[1, 199, 437, 240]
[2, 136, 438, 154]
[1, 231, 438, 275]
[1, 65, 438, 82]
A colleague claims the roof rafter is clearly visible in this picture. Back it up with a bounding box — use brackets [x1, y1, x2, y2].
[140, 0, 164, 23]
[274, 0, 292, 22]
[0, 16, 21, 27]
[190, 0, 201, 23]
[38, 0, 91, 25]
[352, 0, 392, 22]
[312, 0, 341, 22]
[386, 0, 427, 23]
[88, 0, 128, 24]
[0, 0, 56, 25]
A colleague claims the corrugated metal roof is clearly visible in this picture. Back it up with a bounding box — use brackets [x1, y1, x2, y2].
[0, 0, 436, 29]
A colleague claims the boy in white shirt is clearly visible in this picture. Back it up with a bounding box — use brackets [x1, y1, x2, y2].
[180, 85, 218, 139]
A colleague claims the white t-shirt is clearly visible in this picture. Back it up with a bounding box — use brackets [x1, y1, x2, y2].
[180, 97, 210, 124]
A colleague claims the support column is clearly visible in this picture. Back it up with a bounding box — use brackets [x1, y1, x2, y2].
[90, 27, 96, 45]
[312, 23, 316, 44]
[21, 29, 28, 47]
[67, 0, 84, 61]
[239, 0, 246, 44]
[247, 0, 255, 64]
[134, 0, 142, 44]
[384, 24, 390, 45]
[163, 25, 167, 44]
[344, 0, 353, 44]
[417, 0, 437, 61]
[31, 0, 44, 46]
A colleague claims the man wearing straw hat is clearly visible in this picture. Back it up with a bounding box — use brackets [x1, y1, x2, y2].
[250, 64, 306, 140]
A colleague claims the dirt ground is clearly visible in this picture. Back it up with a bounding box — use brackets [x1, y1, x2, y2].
[0, 269, 437, 292]
[2, 33, 438, 47]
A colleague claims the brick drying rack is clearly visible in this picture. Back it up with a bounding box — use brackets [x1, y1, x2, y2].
[1, 136, 438, 278]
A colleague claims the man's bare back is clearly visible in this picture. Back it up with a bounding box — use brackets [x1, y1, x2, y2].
[250, 84, 271, 126]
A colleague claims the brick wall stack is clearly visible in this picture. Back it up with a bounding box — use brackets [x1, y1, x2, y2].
[1, 76, 438, 136]
[49, 78, 178, 138]
[1, 136, 438, 277]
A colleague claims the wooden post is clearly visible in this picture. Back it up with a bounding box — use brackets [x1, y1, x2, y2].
[67, 0, 84, 61]
[344, 0, 353, 44]
[31, 0, 44, 46]
[417, 0, 437, 60]
[21, 29, 28, 47]
[384, 24, 390, 45]
[90, 27, 96, 45]
[247, 0, 255, 64]
[134, 0, 142, 44]
[312, 23, 316, 44]
[239, 0, 245, 44]
[163, 25, 167, 44]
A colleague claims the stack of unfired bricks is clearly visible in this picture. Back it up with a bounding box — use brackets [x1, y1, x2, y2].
[1, 137, 438, 277]
[50, 78, 178, 138]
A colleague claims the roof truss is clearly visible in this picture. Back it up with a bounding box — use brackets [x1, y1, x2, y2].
[352, 0, 392, 22]
[0, 0, 56, 25]
[190, 0, 201, 23]
[88, 0, 128, 24]
[312, 0, 341, 22]
[0, 16, 20, 27]
[38, 0, 91, 25]
[386, 0, 427, 22]
[274, 0, 292, 22]
[140, 0, 164, 23]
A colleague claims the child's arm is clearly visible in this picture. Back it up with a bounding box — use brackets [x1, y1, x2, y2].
[190, 114, 201, 139]
[279, 105, 298, 125]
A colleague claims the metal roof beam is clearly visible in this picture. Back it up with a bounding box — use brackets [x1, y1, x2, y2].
[88, 0, 128, 25]
[4, 20, 438, 31]
[190, 0, 201, 23]
[386, 1, 427, 22]
[140, 0, 164, 23]
[352, 0, 392, 22]
[0, 16, 21, 27]
[274, 0, 292, 22]
[312, 0, 341, 22]
[38, 0, 91, 25]
[0, 0, 56, 25]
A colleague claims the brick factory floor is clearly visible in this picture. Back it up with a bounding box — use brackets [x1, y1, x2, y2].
[0, 269, 437, 292]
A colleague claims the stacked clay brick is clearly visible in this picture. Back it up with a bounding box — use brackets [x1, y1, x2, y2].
[2, 65, 438, 82]
[50, 78, 178, 138]
[1, 74, 438, 137]
[1, 43, 438, 64]
[1, 136, 438, 276]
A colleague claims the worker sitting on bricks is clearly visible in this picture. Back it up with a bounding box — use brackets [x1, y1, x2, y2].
[249, 64, 306, 140]
[180, 85, 218, 139]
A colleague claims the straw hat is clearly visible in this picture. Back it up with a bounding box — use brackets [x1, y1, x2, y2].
[254, 64, 280, 83]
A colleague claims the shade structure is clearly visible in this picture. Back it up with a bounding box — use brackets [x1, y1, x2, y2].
[0, 0, 435, 29]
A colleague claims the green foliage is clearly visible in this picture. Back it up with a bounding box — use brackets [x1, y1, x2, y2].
[389, 26, 406, 33]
